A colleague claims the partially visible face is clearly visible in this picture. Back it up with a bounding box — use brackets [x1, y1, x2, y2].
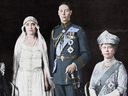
[58, 4, 72, 24]
[24, 21, 37, 35]
[100, 44, 116, 59]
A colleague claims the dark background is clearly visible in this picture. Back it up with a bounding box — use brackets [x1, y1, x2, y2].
[0, 0, 128, 84]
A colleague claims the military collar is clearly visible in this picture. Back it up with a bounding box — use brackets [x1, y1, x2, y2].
[61, 22, 71, 29]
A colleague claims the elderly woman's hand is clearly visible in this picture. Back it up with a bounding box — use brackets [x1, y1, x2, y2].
[104, 89, 120, 96]
[89, 88, 97, 96]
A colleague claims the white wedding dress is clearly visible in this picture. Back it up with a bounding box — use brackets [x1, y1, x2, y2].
[16, 42, 47, 96]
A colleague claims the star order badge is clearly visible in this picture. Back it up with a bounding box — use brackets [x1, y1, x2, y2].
[67, 46, 74, 54]
[67, 40, 74, 54]
[62, 29, 66, 33]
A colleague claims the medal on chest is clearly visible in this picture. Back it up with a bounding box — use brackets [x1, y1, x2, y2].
[67, 39, 74, 54]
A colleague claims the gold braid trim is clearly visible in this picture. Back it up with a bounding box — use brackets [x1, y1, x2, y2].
[51, 29, 63, 47]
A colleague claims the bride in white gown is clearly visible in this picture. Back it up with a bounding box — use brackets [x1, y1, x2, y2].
[13, 16, 54, 96]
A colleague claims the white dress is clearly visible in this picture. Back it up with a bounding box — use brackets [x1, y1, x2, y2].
[16, 42, 47, 96]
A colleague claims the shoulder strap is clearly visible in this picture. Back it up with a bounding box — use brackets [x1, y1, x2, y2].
[96, 62, 120, 94]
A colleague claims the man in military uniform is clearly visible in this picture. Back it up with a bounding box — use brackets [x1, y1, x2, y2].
[50, 2, 91, 96]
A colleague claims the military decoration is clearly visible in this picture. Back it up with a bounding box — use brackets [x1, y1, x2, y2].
[67, 40, 74, 53]
[62, 29, 66, 33]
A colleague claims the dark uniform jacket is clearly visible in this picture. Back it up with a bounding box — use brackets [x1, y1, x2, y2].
[50, 22, 90, 85]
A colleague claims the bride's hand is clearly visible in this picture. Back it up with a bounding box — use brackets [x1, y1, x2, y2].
[44, 76, 51, 91]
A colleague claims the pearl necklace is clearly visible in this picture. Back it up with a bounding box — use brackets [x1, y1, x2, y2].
[102, 57, 115, 69]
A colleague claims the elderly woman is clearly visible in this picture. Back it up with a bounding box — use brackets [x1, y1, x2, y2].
[89, 30, 127, 96]
[13, 16, 54, 96]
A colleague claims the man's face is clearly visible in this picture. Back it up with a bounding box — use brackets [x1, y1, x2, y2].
[58, 4, 72, 24]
